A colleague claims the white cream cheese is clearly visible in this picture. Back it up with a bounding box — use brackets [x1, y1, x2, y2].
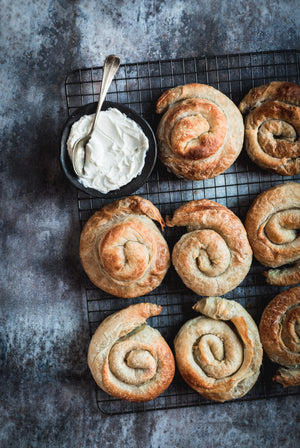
[67, 108, 149, 193]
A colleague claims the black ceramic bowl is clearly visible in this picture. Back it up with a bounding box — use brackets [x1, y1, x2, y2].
[60, 101, 157, 198]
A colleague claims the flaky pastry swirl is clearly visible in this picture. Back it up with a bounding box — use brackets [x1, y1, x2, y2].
[167, 200, 252, 296]
[245, 182, 300, 286]
[239, 81, 300, 175]
[259, 287, 300, 387]
[156, 83, 244, 179]
[174, 297, 263, 402]
[88, 303, 175, 402]
[80, 196, 170, 298]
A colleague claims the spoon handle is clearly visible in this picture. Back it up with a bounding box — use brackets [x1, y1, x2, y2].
[92, 55, 121, 133]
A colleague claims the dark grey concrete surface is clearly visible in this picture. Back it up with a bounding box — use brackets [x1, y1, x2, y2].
[0, 1, 299, 447]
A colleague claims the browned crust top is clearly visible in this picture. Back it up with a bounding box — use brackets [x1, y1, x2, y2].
[245, 182, 300, 268]
[239, 81, 300, 114]
[88, 303, 175, 402]
[166, 200, 252, 297]
[156, 83, 244, 180]
[80, 196, 170, 298]
[174, 297, 262, 402]
[259, 287, 300, 367]
[239, 81, 300, 176]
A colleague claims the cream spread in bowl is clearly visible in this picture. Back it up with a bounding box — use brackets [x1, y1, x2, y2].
[67, 108, 149, 193]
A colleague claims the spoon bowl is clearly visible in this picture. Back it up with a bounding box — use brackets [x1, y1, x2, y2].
[72, 134, 90, 177]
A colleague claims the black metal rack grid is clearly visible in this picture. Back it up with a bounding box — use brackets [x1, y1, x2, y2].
[65, 49, 300, 415]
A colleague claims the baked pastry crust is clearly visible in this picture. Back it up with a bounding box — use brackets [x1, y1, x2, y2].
[88, 303, 175, 402]
[239, 81, 300, 175]
[174, 297, 263, 402]
[273, 368, 300, 388]
[156, 83, 244, 179]
[80, 196, 170, 298]
[245, 182, 300, 286]
[166, 199, 252, 296]
[259, 287, 300, 387]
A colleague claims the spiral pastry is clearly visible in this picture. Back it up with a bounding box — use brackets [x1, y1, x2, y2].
[88, 303, 175, 402]
[166, 200, 252, 296]
[245, 182, 300, 286]
[156, 83, 244, 180]
[259, 287, 300, 387]
[174, 297, 263, 402]
[239, 81, 300, 175]
[80, 196, 170, 298]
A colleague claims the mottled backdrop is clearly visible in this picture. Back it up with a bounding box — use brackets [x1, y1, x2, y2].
[0, 1, 299, 447]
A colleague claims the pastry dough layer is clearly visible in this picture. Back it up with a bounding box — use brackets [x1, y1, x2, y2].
[239, 81, 300, 175]
[156, 83, 244, 179]
[259, 287, 300, 387]
[174, 297, 263, 402]
[80, 196, 170, 298]
[167, 199, 252, 296]
[245, 182, 300, 286]
[88, 303, 175, 402]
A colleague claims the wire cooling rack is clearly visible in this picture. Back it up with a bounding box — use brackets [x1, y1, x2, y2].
[65, 49, 300, 414]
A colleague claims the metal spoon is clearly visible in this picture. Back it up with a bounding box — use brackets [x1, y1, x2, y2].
[72, 54, 121, 177]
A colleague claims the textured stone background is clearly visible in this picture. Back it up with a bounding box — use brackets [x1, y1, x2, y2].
[0, 1, 299, 447]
